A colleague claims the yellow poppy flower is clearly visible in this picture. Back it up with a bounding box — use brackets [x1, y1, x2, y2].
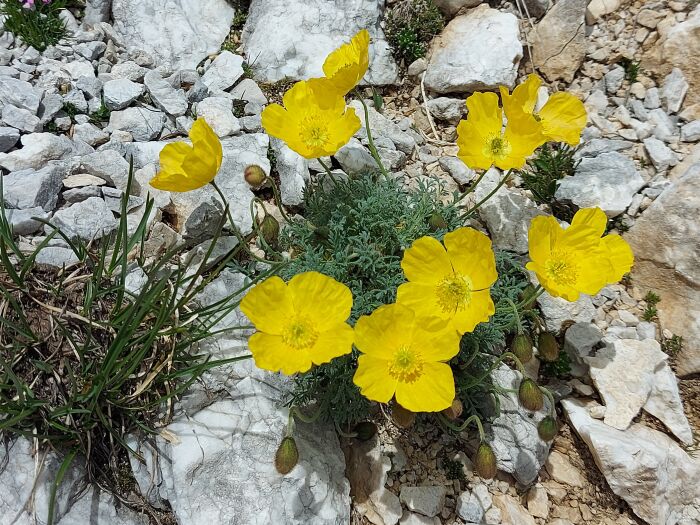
[500, 74, 587, 146]
[526, 208, 634, 301]
[323, 29, 370, 96]
[353, 303, 461, 412]
[261, 78, 361, 159]
[396, 228, 498, 334]
[150, 118, 223, 192]
[456, 92, 543, 171]
[240, 271, 354, 375]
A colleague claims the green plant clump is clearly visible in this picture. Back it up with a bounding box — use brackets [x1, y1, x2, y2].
[386, 0, 444, 64]
[518, 144, 579, 213]
[0, 0, 67, 51]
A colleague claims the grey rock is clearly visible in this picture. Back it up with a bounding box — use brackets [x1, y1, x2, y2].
[78, 149, 131, 191]
[399, 486, 446, 518]
[456, 484, 492, 523]
[242, 0, 398, 86]
[563, 399, 700, 525]
[76, 75, 104, 101]
[50, 197, 117, 241]
[229, 78, 268, 105]
[681, 120, 700, 142]
[83, 0, 111, 25]
[144, 71, 188, 117]
[432, 0, 482, 17]
[636, 321, 657, 340]
[102, 186, 145, 213]
[555, 152, 645, 217]
[63, 185, 103, 204]
[5, 207, 50, 236]
[424, 5, 521, 93]
[0, 126, 20, 152]
[574, 138, 634, 159]
[604, 66, 625, 94]
[73, 123, 109, 146]
[109, 60, 147, 82]
[1, 104, 42, 132]
[187, 79, 209, 103]
[473, 168, 545, 253]
[563, 322, 603, 376]
[407, 58, 428, 78]
[240, 115, 262, 133]
[644, 357, 694, 445]
[399, 512, 440, 525]
[63, 88, 89, 114]
[61, 59, 95, 81]
[335, 138, 378, 176]
[2, 163, 66, 211]
[648, 108, 678, 142]
[103, 78, 145, 110]
[643, 87, 661, 110]
[195, 97, 240, 137]
[75, 41, 107, 61]
[201, 51, 245, 92]
[108, 107, 166, 141]
[0, 76, 43, 113]
[488, 366, 552, 485]
[38, 93, 65, 124]
[349, 100, 416, 154]
[661, 67, 689, 114]
[643, 137, 679, 171]
[427, 97, 465, 122]
[270, 138, 308, 206]
[537, 291, 595, 332]
[439, 156, 475, 185]
[112, 0, 235, 70]
[521, 0, 550, 19]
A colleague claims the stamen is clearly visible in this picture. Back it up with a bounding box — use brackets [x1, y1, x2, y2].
[282, 316, 319, 350]
[388, 346, 424, 383]
[544, 250, 578, 286]
[435, 274, 472, 314]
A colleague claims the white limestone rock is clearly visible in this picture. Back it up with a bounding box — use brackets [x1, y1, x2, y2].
[144, 70, 188, 117]
[108, 107, 166, 141]
[103, 78, 145, 110]
[0, 133, 74, 171]
[270, 138, 308, 207]
[201, 51, 245, 92]
[50, 197, 118, 241]
[195, 97, 240, 138]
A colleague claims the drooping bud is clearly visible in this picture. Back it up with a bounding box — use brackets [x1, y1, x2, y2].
[441, 398, 463, 420]
[428, 212, 448, 231]
[473, 442, 497, 479]
[520, 284, 537, 310]
[537, 416, 559, 441]
[511, 333, 533, 363]
[259, 214, 280, 247]
[519, 378, 544, 412]
[537, 332, 560, 362]
[275, 436, 299, 474]
[354, 421, 378, 441]
[392, 403, 416, 429]
[244, 164, 267, 188]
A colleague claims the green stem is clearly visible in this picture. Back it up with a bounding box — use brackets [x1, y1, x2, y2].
[318, 158, 340, 187]
[249, 198, 283, 260]
[463, 351, 527, 389]
[540, 386, 557, 417]
[461, 169, 513, 220]
[264, 176, 294, 224]
[353, 89, 389, 179]
[436, 413, 486, 441]
[454, 168, 489, 205]
[506, 297, 522, 335]
[517, 284, 544, 310]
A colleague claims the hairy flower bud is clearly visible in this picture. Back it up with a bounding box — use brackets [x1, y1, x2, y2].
[473, 442, 497, 479]
[511, 333, 533, 363]
[354, 421, 378, 441]
[441, 398, 463, 420]
[519, 378, 544, 412]
[392, 403, 416, 429]
[259, 214, 280, 247]
[244, 164, 267, 188]
[428, 212, 448, 231]
[537, 416, 559, 441]
[537, 332, 560, 362]
[275, 436, 299, 474]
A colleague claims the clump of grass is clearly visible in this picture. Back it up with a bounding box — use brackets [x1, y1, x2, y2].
[540, 348, 572, 379]
[0, 171, 258, 523]
[61, 101, 81, 122]
[89, 100, 111, 124]
[619, 57, 641, 83]
[386, 0, 444, 65]
[518, 144, 579, 210]
[442, 454, 466, 483]
[662, 334, 683, 355]
[0, 0, 67, 51]
[642, 290, 660, 321]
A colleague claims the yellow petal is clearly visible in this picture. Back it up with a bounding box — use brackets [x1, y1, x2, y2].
[500, 118, 545, 170]
[411, 320, 461, 362]
[456, 119, 494, 171]
[601, 234, 634, 282]
[189, 118, 223, 172]
[248, 332, 313, 375]
[240, 276, 294, 335]
[310, 323, 355, 365]
[465, 92, 503, 138]
[325, 106, 361, 155]
[322, 29, 370, 95]
[527, 215, 562, 265]
[443, 227, 497, 290]
[394, 362, 455, 412]
[288, 271, 353, 331]
[353, 354, 398, 403]
[401, 236, 453, 284]
[452, 289, 495, 334]
[501, 74, 541, 121]
[354, 303, 414, 360]
[570, 207, 608, 237]
[261, 103, 290, 141]
[396, 282, 446, 323]
[538, 92, 587, 146]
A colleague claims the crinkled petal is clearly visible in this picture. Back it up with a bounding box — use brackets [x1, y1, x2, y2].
[539, 92, 587, 146]
[261, 103, 291, 142]
[601, 234, 634, 282]
[396, 282, 446, 322]
[189, 118, 223, 172]
[444, 227, 497, 290]
[465, 92, 503, 138]
[288, 271, 352, 330]
[501, 119, 545, 170]
[248, 332, 313, 375]
[324, 106, 362, 156]
[240, 276, 294, 335]
[401, 236, 453, 284]
[456, 119, 494, 170]
[528, 215, 562, 266]
[411, 321, 461, 362]
[571, 207, 607, 237]
[394, 362, 455, 412]
[501, 74, 541, 118]
[354, 304, 414, 360]
[574, 254, 610, 296]
[353, 354, 397, 404]
[310, 323, 355, 365]
[452, 289, 495, 334]
[322, 29, 370, 95]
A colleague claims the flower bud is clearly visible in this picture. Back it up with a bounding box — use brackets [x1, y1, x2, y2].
[392, 403, 416, 429]
[441, 398, 463, 420]
[275, 436, 299, 474]
[537, 416, 559, 441]
[520, 284, 537, 310]
[428, 212, 447, 231]
[537, 332, 560, 362]
[473, 442, 497, 479]
[259, 214, 280, 247]
[511, 333, 533, 363]
[518, 378, 544, 412]
[244, 164, 267, 188]
[354, 421, 378, 441]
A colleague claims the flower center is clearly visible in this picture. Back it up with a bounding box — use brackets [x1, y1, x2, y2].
[484, 134, 512, 161]
[388, 346, 424, 383]
[544, 250, 578, 286]
[436, 274, 472, 314]
[300, 116, 330, 149]
[282, 316, 319, 350]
